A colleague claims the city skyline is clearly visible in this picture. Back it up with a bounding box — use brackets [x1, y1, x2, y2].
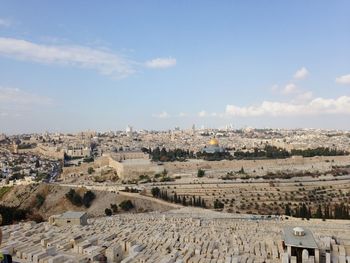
[1, 1, 350, 134]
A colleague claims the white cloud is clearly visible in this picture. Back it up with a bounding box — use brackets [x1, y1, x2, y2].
[0, 86, 52, 119]
[336, 74, 350, 85]
[178, 112, 188, 117]
[145, 57, 176, 69]
[152, 111, 170, 118]
[0, 87, 52, 105]
[295, 91, 313, 102]
[0, 37, 136, 78]
[270, 84, 279, 92]
[225, 96, 350, 117]
[198, 110, 208, 117]
[294, 67, 309, 80]
[282, 83, 298, 95]
[0, 18, 12, 27]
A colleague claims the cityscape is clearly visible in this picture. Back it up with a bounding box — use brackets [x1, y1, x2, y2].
[1, 1, 350, 263]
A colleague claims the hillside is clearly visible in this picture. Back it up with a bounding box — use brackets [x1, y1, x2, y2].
[0, 183, 175, 220]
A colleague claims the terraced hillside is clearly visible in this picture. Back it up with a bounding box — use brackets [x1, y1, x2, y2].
[147, 178, 350, 217]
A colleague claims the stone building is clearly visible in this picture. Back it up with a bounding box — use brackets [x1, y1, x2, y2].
[96, 151, 162, 180]
[283, 227, 320, 263]
[49, 211, 88, 226]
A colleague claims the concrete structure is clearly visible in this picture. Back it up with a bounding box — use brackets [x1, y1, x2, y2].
[49, 211, 88, 227]
[283, 227, 320, 263]
[96, 152, 162, 180]
[65, 145, 91, 158]
[1, 208, 349, 263]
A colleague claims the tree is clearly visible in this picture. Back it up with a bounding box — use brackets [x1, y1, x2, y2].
[201, 198, 206, 208]
[284, 204, 291, 216]
[151, 187, 160, 197]
[315, 205, 323, 218]
[214, 199, 224, 209]
[72, 194, 83, 207]
[105, 208, 112, 216]
[35, 194, 45, 209]
[65, 189, 83, 207]
[119, 200, 134, 211]
[197, 169, 205, 178]
[88, 167, 95, 175]
[110, 203, 118, 213]
[182, 196, 187, 206]
[82, 191, 96, 208]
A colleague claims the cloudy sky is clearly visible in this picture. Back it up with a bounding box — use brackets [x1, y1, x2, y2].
[0, 1, 350, 134]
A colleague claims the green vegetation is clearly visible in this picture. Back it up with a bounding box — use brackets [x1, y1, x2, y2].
[235, 145, 290, 159]
[214, 199, 224, 209]
[291, 147, 348, 157]
[145, 144, 347, 163]
[151, 187, 160, 197]
[66, 189, 96, 208]
[146, 147, 194, 162]
[238, 167, 245, 174]
[196, 151, 233, 161]
[82, 190, 96, 208]
[152, 169, 175, 182]
[66, 189, 83, 206]
[197, 169, 205, 177]
[87, 167, 95, 174]
[10, 173, 25, 180]
[0, 186, 13, 199]
[150, 188, 206, 208]
[105, 208, 112, 216]
[289, 202, 350, 220]
[0, 205, 28, 225]
[138, 174, 151, 182]
[121, 187, 140, 193]
[35, 194, 45, 208]
[83, 156, 94, 163]
[119, 200, 134, 211]
[110, 203, 118, 213]
[235, 146, 348, 160]
[35, 172, 49, 182]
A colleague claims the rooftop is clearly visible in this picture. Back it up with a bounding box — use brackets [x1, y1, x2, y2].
[59, 211, 86, 219]
[283, 226, 318, 249]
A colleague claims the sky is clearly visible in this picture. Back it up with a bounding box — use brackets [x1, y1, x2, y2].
[0, 1, 350, 134]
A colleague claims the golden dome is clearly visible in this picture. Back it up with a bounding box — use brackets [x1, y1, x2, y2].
[209, 138, 219, 146]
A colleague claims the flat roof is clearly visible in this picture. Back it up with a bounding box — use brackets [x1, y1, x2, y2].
[283, 227, 318, 249]
[59, 211, 86, 219]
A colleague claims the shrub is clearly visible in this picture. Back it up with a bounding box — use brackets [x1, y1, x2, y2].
[151, 187, 160, 197]
[105, 208, 112, 216]
[197, 169, 205, 177]
[65, 189, 83, 207]
[35, 194, 45, 208]
[214, 199, 224, 209]
[82, 191, 96, 208]
[110, 203, 118, 213]
[119, 200, 134, 211]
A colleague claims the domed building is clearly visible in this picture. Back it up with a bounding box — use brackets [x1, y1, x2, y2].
[203, 138, 224, 154]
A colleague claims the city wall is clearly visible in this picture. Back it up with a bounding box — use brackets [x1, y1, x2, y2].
[163, 155, 350, 174]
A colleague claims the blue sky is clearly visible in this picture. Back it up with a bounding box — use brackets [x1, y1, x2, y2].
[0, 1, 350, 134]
